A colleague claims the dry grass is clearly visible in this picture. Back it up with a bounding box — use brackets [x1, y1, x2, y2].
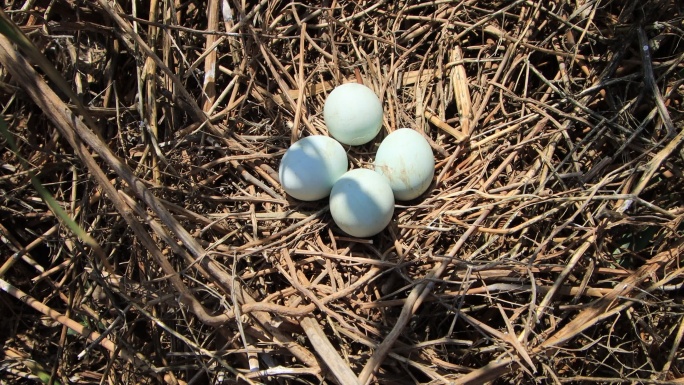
[1, 0, 683, 384]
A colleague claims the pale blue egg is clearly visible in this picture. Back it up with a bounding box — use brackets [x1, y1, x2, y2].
[279, 136, 348, 201]
[329, 169, 394, 237]
[374, 128, 435, 200]
[324, 83, 383, 146]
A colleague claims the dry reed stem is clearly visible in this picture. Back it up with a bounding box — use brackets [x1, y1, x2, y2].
[291, 23, 308, 144]
[300, 317, 361, 385]
[450, 45, 473, 136]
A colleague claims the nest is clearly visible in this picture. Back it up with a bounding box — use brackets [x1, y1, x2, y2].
[1, 0, 683, 384]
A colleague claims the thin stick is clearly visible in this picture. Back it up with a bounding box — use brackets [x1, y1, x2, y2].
[637, 26, 675, 137]
[617, 126, 684, 213]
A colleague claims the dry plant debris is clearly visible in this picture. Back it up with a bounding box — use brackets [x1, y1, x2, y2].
[1, 0, 683, 384]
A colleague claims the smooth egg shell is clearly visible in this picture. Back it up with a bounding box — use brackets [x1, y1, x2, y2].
[324, 83, 383, 146]
[374, 128, 435, 200]
[329, 169, 394, 237]
[279, 136, 348, 201]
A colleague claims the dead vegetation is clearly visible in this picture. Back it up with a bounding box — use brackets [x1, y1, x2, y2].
[1, 0, 683, 384]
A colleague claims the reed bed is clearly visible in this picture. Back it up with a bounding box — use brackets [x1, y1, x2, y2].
[1, 0, 683, 384]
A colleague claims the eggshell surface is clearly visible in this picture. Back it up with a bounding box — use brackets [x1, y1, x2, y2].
[329, 169, 394, 237]
[324, 83, 383, 146]
[279, 136, 348, 201]
[374, 128, 435, 200]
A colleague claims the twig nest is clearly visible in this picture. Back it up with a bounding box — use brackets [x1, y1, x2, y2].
[329, 169, 394, 237]
[279, 135, 348, 201]
[324, 83, 383, 145]
[374, 128, 435, 200]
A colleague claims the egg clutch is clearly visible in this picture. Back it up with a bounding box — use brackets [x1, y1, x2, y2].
[278, 83, 436, 237]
